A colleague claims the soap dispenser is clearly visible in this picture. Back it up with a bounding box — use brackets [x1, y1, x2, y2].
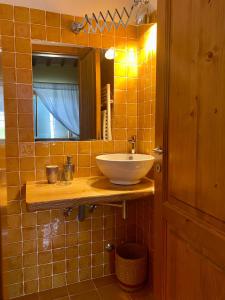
[64, 156, 74, 181]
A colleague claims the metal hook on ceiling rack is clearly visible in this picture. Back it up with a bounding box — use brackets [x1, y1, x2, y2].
[71, 0, 151, 34]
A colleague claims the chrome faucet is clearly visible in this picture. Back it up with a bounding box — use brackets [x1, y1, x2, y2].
[128, 135, 136, 154]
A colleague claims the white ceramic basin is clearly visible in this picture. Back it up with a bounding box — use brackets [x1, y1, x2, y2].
[96, 153, 155, 185]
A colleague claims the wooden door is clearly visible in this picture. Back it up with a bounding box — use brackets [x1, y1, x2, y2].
[79, 49, 101, 140]
[154, 0, 225, 299]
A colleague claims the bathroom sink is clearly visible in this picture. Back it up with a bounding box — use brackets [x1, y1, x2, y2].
[96, 153, 155, 185]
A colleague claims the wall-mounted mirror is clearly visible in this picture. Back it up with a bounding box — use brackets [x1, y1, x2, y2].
[32, 44, 114, 141]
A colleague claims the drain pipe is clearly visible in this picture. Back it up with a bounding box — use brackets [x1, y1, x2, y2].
[89, 201, 127, 220]
[64, 201, 127, 222]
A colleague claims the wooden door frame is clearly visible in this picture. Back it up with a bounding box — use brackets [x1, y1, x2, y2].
[153, 0, 171, 299]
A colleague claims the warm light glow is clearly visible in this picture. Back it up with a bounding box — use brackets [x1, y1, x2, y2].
[145, 23, 157, 55]
[126, 48, 138, 77]
[127, 48, 137, 65]
[105, 47, 115, 60]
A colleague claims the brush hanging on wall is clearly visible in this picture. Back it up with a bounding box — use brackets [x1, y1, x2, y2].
[71, 0, 154, 34]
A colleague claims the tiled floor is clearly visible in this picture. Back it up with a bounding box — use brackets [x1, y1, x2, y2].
[14, 275, 153, 300]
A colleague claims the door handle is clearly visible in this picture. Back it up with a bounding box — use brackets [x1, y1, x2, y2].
[152, 147, 164, 155]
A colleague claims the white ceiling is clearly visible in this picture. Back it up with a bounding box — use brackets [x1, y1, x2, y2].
[0, 0, 157, 20]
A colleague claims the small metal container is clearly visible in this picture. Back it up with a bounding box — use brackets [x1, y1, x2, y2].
[46, 165, 59, 184]
[63, 156, 74, 181]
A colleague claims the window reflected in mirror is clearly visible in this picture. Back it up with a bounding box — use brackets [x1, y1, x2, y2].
[32, 44, 114, 141]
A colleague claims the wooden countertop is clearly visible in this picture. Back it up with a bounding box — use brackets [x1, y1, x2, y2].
[26, 176, 154, 211]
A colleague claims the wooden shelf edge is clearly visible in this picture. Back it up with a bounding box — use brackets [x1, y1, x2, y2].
[26, 176, 154, 212]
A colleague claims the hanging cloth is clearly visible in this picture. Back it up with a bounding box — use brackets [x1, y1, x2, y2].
[34, 82, 80, 137]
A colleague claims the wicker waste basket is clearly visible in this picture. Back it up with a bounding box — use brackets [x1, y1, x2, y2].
[115, 242, 148, 292]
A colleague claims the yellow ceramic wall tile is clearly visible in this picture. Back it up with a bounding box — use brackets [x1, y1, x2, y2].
[6, 242, 22, 258]
[7, 214, 21, 229]
[14, 6, 30, 22]
[24, 266, 38, 281]
[23, 279, 38, 295]
[64, 142, 77, 155]
[46, 12, 60, 27]
[78, 141, 91, 154]
[102, 35, 114, 48]
[20, 157, 35, 171]
[91, 140, 103, 154]
[5, 113, 17, 127]
[30, 9, 46, 25]
[114, 63, 127, 77]
[37, 211, 50, 224]
[6, 269, 23, 284]
[22, 212, 37, 227]
[103, 141, 114, 153]
[61, 28, 77, 44]
[66, 271, 79, 284]
[22, 227, 37, 241]
[7, 201, 21, 215]
[38, 251, 52, 265]
[92, 241, 104, 254]
[115, 37, 127, 50]
[2, 52, 15, 68]
[61, 14, 74, 28]
[76, 32, 89, 46]
[46, 27, 61, 42]
[35, 156, 50, 169]
[17, 84, 33, 99]
[92, 265, 104, 279]
[0, 20, 14, 36]
[16, 53, 32, 69]
[112, 129, 126, 140]
[50, 142, 64, 155]
[4, 256, 22, 271]
[39, 276, 52, 291]
[18, 114, 33, 128]
[78, 155, 91, 168]
[78, 256, 91, 269]
[18, 99, 33, 114]
[53, 248, 65, 261]
[89, 33, 102, 48]
[114, 77, 127, 90]
[6, 142, 19, 157]
[35, 142, 49, 156]
[7, 283, 23, 299]
[15, 37, 31, 53]
[7, 228, 22, 243]
[52, 235, 65, 249]
[31, 24, 46, 40]
[20, 171, 35, 184]
[3, 67, 16, 83]
[38, 264, 52, 278]
[53, 261, 65, 274]
[79, 268, 91, 281]
[79, 243, 91, 257]
[78, 231, 91, 244]
[6, 172, 20, 186]
[0, 3, 13, 20]
[50, 155, 64, 168]
[15, 22, 30, 38]
[53, 273, 66, 288]
[92, 252, 104, 266]
[114, 141, 127, 153]
[19, 128, 34, 143]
